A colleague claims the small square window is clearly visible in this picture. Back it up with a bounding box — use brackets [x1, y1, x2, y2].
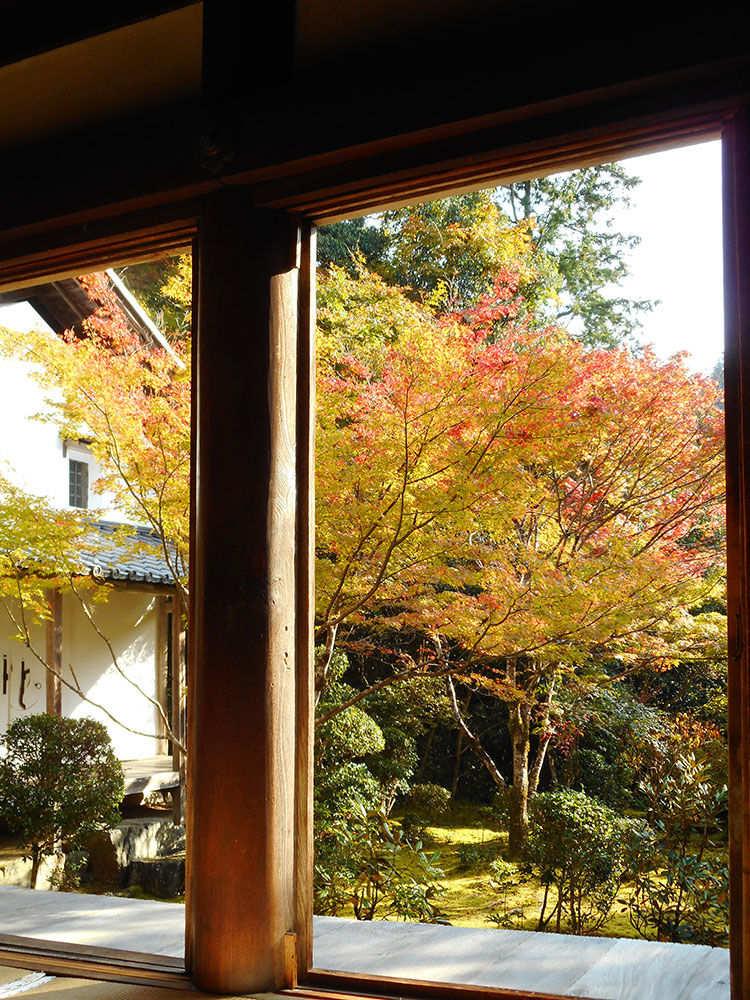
[69, 458, 88, 509]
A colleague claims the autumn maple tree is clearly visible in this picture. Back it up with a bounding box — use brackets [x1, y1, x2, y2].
[315, 263, 725, 851]
[318, 164, 654, 347]
[2, 271, 190, 605]
[0, 217, 725, 856]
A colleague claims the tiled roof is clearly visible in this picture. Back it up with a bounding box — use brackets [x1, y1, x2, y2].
[79, 520, 181, 587]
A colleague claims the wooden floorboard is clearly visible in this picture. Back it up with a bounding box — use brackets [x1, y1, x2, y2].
[0, 966, 33, 987]
[0, 974, 284, 999]
[0, 969, 55, 997]
[675, 946, 734, 1000]
[565, 938, 725, 1000]
[0, 888, 730, 999]
[121, 758, 179, 799]
[310, 917, 729, 1000]
[0, 888, 183, 958]
[470, 930, 618, 994]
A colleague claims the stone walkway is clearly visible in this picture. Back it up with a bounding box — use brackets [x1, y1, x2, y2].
[0, 886, 731, 999]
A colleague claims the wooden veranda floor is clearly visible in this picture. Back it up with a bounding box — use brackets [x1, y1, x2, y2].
[0, 887, 730, 999]
[120, 758, 179, 801]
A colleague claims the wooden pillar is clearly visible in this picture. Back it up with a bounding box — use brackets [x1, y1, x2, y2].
[187, 189, 301, 994]
[724, 105, 750, 1000]
[294, 219, 315, 975]
[44, 589, 62, 716]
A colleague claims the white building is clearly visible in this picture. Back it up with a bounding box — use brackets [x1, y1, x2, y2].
[0, 273, 182, 766]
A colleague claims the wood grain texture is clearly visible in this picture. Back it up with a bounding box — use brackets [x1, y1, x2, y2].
[284, 932, 298, 990]
[0, 23, 745, 245]
[294, 220, 316, 977]
[676, 946, 734, 999]
[188, 193, 300, 994]
[302, 970, 595, 1000]
[0, 205, 199, 294]
[0, 22, 743, 999]
[0, 978, 197, 998]
[0, 890, 730, 1000]
[566, 939, 719, 999]
[722, 105, 750, 1000]
[248, 107, 724, 225]
[306, 920, 729, 1000]
[0, 965, 35, 987]
[0, 941, 188, 993]
[0, 890, 183, 958]
[308, 919, 727, 999]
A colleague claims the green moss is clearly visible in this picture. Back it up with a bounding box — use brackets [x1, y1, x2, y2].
[319, 804, 727, 942]
[395, 808, 651, 937]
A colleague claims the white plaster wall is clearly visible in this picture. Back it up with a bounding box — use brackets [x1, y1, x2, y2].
[61, 590, 161, 760]
[0, 590, 158, 760]
[0, 604, 48, 736]
[0, 591, 160, 760]
[0, 303, 127, 522]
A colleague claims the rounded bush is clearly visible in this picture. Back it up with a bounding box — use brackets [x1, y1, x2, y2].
[403, 783, 451, 820]
[526, 788, 628, 934]
[0, 714, 124, 887]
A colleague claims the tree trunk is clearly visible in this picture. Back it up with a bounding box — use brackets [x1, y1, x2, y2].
[30, 846, 41, 890]
[445, 677, 506, 793]
[528, 668, 557, 799]
[451, 729, 464, 799]
[416, 724, 438, 784]
[449, 692, 471, 798]
[548, 752, 558, 786]
[507, 696, 531, 857]
[314, 624, 338, 705]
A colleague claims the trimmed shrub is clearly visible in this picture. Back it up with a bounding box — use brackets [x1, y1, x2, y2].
[624, 734, 729, 945]
[401, 782, 451, 837]
[525, 788, 629, 934]
[0, 714, 124, 888]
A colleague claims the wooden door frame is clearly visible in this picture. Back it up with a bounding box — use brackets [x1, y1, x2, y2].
[0, 103, 746, 1000]
[290, 108, 750, 1000]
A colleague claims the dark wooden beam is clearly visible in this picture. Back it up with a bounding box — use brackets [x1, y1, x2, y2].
[0, 200, 200, 294]
[202, 0, 295, 104]
[724, 104, 750, 1000]
[0, 47, 746, 248]
[188, 191, 300, 993]
[44, 589, 62, 716]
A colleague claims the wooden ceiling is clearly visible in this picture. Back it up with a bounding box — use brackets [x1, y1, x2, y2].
[0, 3, 201, 151]
[0, 2, 746, 268]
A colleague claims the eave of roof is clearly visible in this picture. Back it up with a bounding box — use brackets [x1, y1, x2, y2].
[79, 520, 181, 588]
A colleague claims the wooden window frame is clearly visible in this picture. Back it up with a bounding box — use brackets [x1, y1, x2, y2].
[68, 458, 89, 509]
[0, 96, 747, 1000]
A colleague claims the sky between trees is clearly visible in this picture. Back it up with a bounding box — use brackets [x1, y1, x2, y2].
[608, 139, 722, 373]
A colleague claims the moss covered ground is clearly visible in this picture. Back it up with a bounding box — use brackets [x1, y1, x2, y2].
[398, 803, 642, 938]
